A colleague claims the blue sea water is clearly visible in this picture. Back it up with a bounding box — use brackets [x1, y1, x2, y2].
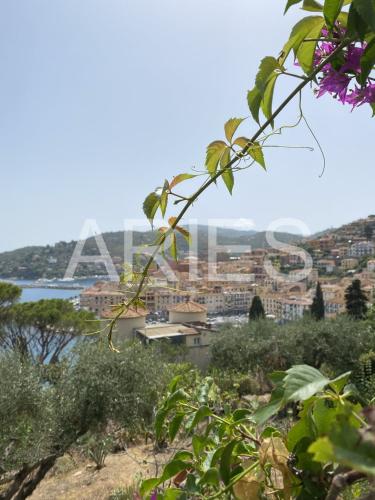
[1, 278, 100, 302]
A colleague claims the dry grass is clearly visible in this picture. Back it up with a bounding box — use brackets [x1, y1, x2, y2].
[30, 443, 177, 500]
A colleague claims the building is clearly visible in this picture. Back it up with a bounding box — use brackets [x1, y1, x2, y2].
[80, 281, 124, 315]
[168, 301, 208, 323]
[101, 306, 148, 341]
[348, 241, 375, 258]
[101, 301, 216, 369]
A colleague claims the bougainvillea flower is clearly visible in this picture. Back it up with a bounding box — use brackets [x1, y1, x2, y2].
[313, 26, 374, 108]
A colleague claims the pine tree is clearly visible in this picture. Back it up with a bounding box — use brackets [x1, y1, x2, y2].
[345, 279, 368, 320]
[249, 295, 265, 321]
[311, 282, 325, 320]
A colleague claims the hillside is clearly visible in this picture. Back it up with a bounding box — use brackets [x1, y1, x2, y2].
[0, 226, 300, 279]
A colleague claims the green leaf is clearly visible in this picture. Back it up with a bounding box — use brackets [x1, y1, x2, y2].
[285, 0, 303, 13]
[166, 389, 189, 409]
[189, 405, 213, 431]
[220, 147, 234, 194]
[324, 0, 344, 27]
[169, 413, 185, 442]
[371, 102, 375, 116]
[168, 375, 182, 393]
[302, 0, 324, 11]
[192, 435, 206, 458]
[220, 439, 239, 485]
[160, 180, 169, 217]
[296, 17, 326, 72]
[308, 436, 335, 463]
[283, 365, 330, 402]
[253, 385, 284, 425]
[173, 450, 194, 462]
[348, 1, 369, 38]
[143, 192, 160, 224]
[205, 141, 227, 176]
[199, 467, 220, 487]
[287, 417, 313, 450]
[261, 75, 278, 124]
[360, 35, 375, 85]
[247, 87, 262, 124]
[280, 16, 325, 65]
[161, 460, 191, 482]
[309, 423, 375, 475]
[170, 233, 178, 261]
[313, 399, 338, 435]
[353, 0, 375, 31]
[233, 408, 253, 422]
[169, 173, 196, 190]
[224, 118, 245, 143]
[255, 57, 281, 92]
[163, 489, 184, 500]
[329, 371, 351, 393]
[140, 477, 161, 497]
[155, 407, 169, 441]
[222, 169, 234, 195]
[248, 143, 266, 169]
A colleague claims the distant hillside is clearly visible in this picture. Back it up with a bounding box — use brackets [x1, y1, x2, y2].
[0, 226, 300, 279]
[308, 215, 375, 243]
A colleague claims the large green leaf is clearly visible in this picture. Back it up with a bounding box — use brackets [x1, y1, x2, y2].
[188, 405, 213, 431]
[287, 416, 313, 450]
[140, 477, 161, 497]
[309, 423, 375, 475]
[324, 0, 344, 27]
[199, 467, 220, 487]
[155, 407, 169, 440]
[220, 439, 239, 485]
[280, 16, 325, 65]
[352, 0, 375, 31]
[296, 17, 326, 72]
[166, 389, 189, 409]
[282, 365, 330, 402]
[169, 413, 185, 442]
[360, 35, 375, 84]
[161, 459, 191, 482]
[253, 385, 284, 425]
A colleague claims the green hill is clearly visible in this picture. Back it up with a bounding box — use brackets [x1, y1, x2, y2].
[0, 226, 300, 280]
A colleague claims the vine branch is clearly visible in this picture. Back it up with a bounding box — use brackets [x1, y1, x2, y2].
[106, 38, 350, 348]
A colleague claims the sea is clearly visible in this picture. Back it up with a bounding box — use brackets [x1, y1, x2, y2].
[1, 278, 101, 303]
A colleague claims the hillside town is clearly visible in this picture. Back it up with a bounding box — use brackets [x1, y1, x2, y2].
[81, 215, 375, 324]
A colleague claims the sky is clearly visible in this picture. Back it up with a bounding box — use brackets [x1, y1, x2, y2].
[0, 0, 373, 252]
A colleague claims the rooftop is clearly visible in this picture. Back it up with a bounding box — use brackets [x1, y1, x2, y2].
[136, 323, 199, 339]
[169, 301, 207, 313]
[101, 306, 148, 319]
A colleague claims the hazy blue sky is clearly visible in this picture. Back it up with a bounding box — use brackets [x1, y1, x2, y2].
[0, 0, 373, 252]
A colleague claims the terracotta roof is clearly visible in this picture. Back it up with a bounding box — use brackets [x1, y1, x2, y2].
[101, 306, 148, 319]
[169, 301, 207, 313]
